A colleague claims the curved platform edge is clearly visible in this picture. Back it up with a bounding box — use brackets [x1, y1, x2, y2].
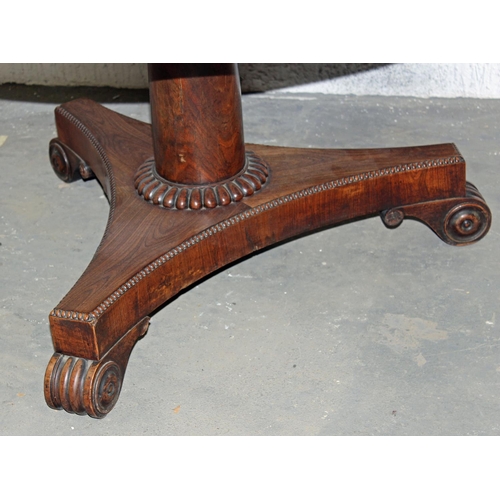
[48, 155, 483, 361]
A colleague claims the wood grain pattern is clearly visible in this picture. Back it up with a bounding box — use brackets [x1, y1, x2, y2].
[149, 63, 245, 185]
[44, 65, 492, 418]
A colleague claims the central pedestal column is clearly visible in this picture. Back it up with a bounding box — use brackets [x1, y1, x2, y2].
[149, 63, 246, 185]
[138, 63, 269, 211]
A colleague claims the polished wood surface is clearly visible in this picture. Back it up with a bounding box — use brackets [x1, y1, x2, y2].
[149, 63, 245, 184]
[44, 64, 492, 418]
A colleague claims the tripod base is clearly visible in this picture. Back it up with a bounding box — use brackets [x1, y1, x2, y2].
[44, 98, 491, 418]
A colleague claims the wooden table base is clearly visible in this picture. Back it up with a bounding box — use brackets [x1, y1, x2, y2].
[44, 65, 492, 418]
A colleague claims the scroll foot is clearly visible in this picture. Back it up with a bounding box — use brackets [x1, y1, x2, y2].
[44, 317, 149, 418]
[381, 182, 492, 246]
[49, 138, 94, 183]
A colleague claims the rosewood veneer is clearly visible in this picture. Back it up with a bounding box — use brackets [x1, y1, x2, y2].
[44, 63, 491, 418]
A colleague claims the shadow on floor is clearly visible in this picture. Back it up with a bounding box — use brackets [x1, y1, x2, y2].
[0, 63, 391, 103]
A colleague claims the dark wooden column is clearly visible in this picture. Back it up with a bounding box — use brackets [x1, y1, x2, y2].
[148, 63, 246, 185]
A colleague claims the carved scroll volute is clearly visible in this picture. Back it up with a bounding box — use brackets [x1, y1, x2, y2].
[148, 63, 246, 186]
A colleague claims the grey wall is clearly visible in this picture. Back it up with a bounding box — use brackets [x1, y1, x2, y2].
[0, 63, 147, 89]
[269, 63, 500, 99]
[1, 63, 500, 98]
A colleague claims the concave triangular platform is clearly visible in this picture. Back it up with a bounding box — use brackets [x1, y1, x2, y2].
[44, 97, 491, 418]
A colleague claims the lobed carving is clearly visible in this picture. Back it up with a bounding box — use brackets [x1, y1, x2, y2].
[45, 353, 123, 418]
[134, 152, 270, 209]
[44, 317, 149, 418]
[45, 353, 92, 415]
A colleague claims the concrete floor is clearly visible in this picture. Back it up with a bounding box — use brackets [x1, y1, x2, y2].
[1, 86, 499, 436]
